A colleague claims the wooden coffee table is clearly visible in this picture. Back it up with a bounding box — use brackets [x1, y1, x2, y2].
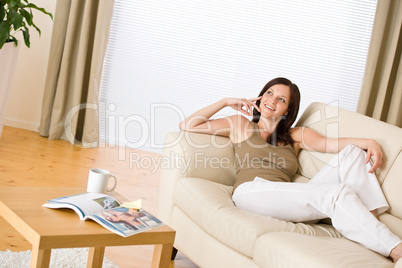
[0, 187, 175, 268]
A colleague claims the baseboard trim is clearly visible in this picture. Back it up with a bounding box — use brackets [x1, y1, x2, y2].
[4, 118, 39, 132]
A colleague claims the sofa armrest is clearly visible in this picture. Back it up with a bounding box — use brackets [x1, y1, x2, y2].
[158, 131, 236, 224]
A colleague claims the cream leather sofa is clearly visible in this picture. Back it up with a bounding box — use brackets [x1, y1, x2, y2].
[158, 102, 402, 268]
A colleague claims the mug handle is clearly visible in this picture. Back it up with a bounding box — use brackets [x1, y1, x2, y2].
[107, 174, 117, 192]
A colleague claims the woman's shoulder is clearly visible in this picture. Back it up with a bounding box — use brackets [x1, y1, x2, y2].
[290, 126, 303, 138]
[290, 126, 320, 141]
[289, 127, 305, 154]
[290, 127, 326, 154]
[229, 115, 255, 143]
[226, 114, 254, 127]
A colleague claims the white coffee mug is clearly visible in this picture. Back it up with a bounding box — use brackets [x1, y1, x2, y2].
[87, 168, 117, 194]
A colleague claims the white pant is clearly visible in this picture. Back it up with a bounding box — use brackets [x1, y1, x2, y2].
[232, 145, 402, 256]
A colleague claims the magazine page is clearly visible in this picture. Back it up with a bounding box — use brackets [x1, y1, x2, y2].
[88, 207, 164, 237]
[42, 192, 121, 219]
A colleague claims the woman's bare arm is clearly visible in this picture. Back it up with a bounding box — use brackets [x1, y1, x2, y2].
[178, 97, 261, 138]
[291, 127, 383, 173]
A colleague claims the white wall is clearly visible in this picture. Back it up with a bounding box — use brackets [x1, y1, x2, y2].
[5, 0, 56, 132]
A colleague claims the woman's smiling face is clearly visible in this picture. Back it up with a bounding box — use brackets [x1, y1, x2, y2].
[259, 83, 291, 119]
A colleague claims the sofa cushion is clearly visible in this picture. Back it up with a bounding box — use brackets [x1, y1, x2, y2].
[254, 232, 394, 268]
[171, 207, 259, 268]
[173, 177, 342, 257]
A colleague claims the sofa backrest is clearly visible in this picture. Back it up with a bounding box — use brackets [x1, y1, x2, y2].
[161, 131, 236, 186]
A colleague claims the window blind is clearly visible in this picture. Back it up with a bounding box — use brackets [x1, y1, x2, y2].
[99, 0, 377, 153]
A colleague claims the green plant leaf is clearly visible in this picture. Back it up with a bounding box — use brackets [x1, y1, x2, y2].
[25, 3, 53, 20]
[19, 7, 32, 26]
[0, 5, 6, 21]
[31, 20, 40, 35]
[9, 1, 18, 9]
[17, 1, 27, 8]
[22, 27, 29, 47]
[0, 21, 9, 49]
[10, 8, 24, 30]
[8, 34, 18, 47]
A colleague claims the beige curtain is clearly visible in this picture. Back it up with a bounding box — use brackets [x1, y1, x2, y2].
[357, 0, 402, 127]
[38, 0, 114, 147]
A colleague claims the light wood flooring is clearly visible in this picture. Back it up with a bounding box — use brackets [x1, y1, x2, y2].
[0, 126, 198, 268]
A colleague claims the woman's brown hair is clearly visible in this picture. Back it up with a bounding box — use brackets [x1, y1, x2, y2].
[252, 77, 301, 146]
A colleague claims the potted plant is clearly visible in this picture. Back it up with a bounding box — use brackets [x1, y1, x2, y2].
[0, 0, 52, 137]
[0, 0, 53, 48]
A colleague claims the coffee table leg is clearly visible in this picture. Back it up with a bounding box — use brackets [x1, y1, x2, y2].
[87, 246, 105, 268]
[30, 246, 51, 268]
[151, 243, 173, 268]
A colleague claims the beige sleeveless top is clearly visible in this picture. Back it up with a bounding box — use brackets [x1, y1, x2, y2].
[232, 123, 298, 192]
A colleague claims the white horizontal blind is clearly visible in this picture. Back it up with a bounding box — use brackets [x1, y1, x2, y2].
[99, 0, 377, 153]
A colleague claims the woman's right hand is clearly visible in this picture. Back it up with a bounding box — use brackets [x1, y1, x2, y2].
[224, 97, 261, 116]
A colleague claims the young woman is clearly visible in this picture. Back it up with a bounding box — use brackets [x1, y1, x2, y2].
[178, 77, 402, 262]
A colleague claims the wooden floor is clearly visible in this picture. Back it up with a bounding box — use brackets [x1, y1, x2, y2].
[0, 126, 198, 268]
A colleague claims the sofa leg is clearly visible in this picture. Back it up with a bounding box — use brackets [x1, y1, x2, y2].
[171, 247, 178, 260]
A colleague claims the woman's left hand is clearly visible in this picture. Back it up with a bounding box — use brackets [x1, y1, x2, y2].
[366, 140, 383, 173]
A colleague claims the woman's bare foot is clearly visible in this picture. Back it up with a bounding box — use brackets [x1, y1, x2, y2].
[389, 243, 402, 262]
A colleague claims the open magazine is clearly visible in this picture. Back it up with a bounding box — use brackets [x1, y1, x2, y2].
[42, 192, 164, 237]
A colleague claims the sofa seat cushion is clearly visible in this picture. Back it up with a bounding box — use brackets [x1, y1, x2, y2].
[254, 232, 394, 268]
[173, 177, 342, 258]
